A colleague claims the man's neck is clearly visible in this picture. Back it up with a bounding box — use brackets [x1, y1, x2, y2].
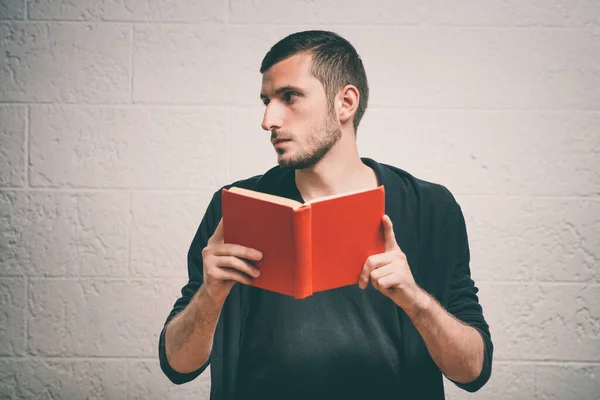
[294, 135, 378, 203]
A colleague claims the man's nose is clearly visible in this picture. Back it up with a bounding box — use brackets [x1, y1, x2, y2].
[261, 103, 283, 131]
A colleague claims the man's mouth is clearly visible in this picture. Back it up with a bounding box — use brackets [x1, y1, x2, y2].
[272, 138, 291, 145]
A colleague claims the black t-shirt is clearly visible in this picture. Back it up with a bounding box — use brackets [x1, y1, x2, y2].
[158, 158, 493, 400]
[236, 260, 405, 400]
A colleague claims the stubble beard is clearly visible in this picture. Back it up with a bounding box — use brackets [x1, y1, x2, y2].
[277, 113, 342, 170]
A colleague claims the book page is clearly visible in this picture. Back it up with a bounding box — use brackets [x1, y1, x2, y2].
[228, 187, 303, 209]
[305, 185, 384, 205]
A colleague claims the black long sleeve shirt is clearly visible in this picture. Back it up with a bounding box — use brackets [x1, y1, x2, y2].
[159, 157, 493, 399]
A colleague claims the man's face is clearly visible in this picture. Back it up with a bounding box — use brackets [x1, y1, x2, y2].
[260, 53, 341, 169]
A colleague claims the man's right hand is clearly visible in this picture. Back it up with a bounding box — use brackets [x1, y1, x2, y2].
[201, 218, 262, 305]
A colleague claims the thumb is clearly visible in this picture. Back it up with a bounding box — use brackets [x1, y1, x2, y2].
[382, 214, 400, 251]
[209, 218, 224, 244]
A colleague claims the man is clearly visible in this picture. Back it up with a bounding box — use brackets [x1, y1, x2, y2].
[159, 30, 493, 399]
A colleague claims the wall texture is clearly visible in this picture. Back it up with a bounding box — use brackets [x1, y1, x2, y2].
[1, 1, 599, 399]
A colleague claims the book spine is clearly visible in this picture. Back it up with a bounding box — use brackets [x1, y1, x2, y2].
[293, 206, 312, 299]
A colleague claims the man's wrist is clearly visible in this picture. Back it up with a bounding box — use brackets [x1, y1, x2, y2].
[403, 286, 433, 319]
[196, 285, 226, 315]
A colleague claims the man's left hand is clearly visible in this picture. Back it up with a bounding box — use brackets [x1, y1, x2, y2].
[358, 214, 429, 314]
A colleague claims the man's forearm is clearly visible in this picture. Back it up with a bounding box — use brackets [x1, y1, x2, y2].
[405, 289, 484, 384]
[164, 284, 224, 374]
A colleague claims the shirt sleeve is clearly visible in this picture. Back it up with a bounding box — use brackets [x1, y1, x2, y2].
[158, 190, 222, 384]
[443, 197, 494, 393]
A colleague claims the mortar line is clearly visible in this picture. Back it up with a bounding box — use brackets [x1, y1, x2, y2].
[1, 187, 598, 201]
[5, 20, 600, 30]
[1, 100, 600, 112]
[13, 276, 600, 287]
[23, 275, 28, 356]
[21, 276, 190, 282]
[0, 355, 159, 361]
[226, 107, 231, 182]
[495, 359, 600, 366]
[24, 105, 30, 188]
[0, 187, 216, 194]
[126, 190, 132, 280]
[0, 355, 597, 365]
[125, 357, 129, 399]
[129, 23, 134, 104]
[533, 362, 539, 400]
[458, 194, 600, 200]
[225, 0, 230, 25]
[477, 281, 600, 287]
[0, 102, 230, 109]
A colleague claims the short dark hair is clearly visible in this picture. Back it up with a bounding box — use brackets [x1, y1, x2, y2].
[260, 30, 369, 133]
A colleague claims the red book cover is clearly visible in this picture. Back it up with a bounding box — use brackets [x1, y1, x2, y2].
[222, 186, 385, 299]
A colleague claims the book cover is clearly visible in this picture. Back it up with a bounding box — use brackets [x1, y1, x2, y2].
[222, 185, 385, 299]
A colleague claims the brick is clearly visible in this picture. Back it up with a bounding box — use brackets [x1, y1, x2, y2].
[443, 366, 536, 400]
[28, 278, 186, 356]
[0, 23, 129, 103]
[130, 192, 213, 278]
[129, 360, 211, 399]
[0, 105, 25, 187]
[535, 364, 600, 399]
[133, 25, 225, 104]
[229, 0, 600, 27]
[104, 0, 225, 22]
[424, 0, 600, 27]
[0, 359, 126, 398]
[358, 110, 600, 196]
[133, 25, 289, 105]
[473, 363, 535, 400]
[0, 278, 26, 355]
[230, 0, 425, 24]
[230, 107, 279, 182]
[225, 27, 297, 107]
[335, 27, 600, 109]
[27, 0, 103, 20]
[0, 0, 25, 20]
[458, 196, 536, 283]
[478, 283, 600, 361]
[531, 199, 600, 282]
[0, 191, 129, 277]
[29, 106, 228, 189]
[459, 197, 600, 283]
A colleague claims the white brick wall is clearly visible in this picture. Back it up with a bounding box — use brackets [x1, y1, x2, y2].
[1, 1, 598, 398]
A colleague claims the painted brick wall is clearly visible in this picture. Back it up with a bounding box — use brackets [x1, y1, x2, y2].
[1, 1, 599, 399]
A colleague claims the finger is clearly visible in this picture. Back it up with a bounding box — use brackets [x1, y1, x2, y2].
[382, 214, 400, 251]
[212, 243, 263, 261]
[375, 272, 401, 290]
[358, 253, 395, 289]
[369, 263, 396, 280]
[208, 219, 224, 245]
[212, 267, 255, 286]
[216, 255, 261, 278]
[370, 265, 400, 292]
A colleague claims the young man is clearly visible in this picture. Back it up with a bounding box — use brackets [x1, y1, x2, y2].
[159, 31, 493, 399]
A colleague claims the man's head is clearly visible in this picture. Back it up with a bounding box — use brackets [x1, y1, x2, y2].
[259, 31, 369, 169]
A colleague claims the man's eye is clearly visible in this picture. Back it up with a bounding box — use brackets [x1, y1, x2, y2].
[283, 92, 298, 103]
[262, 99, 270, 106]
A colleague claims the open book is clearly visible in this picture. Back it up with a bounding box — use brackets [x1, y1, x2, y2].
[221, 185, 385, 299]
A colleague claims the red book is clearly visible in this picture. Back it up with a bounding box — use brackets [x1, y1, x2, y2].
[221, 185, 385, 299]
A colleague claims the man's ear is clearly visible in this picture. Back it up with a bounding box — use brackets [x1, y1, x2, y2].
[337, 85, 360, 125]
